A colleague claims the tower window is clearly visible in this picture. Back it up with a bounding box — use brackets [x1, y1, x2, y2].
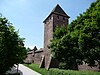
[57, 15, 59, 19]
[63, 17, 65, 20]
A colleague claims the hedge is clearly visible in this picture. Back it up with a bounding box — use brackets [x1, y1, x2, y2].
[48, 68, 100, 75]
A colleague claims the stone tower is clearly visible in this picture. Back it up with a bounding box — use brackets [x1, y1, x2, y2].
[43, 4, 70, 69]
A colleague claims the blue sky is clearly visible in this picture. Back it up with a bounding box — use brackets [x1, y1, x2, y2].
[0, 0, 96, 49]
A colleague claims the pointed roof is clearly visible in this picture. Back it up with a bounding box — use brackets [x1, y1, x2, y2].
[52, 4, 68, 16]
[43, 4, 70, 23]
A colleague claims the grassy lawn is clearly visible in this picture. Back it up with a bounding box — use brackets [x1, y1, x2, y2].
[24, 64, 100, 75]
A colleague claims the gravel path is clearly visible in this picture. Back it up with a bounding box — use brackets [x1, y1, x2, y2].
[18, 64, 41, 75]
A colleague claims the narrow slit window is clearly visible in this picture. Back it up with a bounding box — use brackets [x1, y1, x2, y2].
[57, 15, 59, 19]
[63, 17, 65, 20]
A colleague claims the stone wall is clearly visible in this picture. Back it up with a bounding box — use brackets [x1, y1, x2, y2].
[34, 50, 44, 65]
[24, 48, 44, 65]
[53, 14, 68, 31]
[24, 53, 34, 64]
[78, 62, 99, 71]
[44, 15, 53, 68]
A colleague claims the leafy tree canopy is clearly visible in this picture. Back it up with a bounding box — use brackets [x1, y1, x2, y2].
[0, 16, 27, 74]
[69, 0, 100, 66]
[49, 0, 100, 70]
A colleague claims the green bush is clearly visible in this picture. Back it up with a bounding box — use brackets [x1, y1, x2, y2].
[48, 68, 100, 75]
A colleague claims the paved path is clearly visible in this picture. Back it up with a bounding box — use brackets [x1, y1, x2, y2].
[18, 64, 41, 75]
[7, 64, 41, 75]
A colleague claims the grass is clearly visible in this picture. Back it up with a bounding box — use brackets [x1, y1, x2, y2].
[24, 64, 100, 75]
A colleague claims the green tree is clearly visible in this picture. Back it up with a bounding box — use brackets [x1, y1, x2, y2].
[70, 0, 100, 68]
[0, 16, 27, 74]
[49, 26, 82, 70]
[27, 47, 31, 52]
[49, 26, 67, 60]
[78, 0, 100, 67]
[49, 0, 100, 70]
